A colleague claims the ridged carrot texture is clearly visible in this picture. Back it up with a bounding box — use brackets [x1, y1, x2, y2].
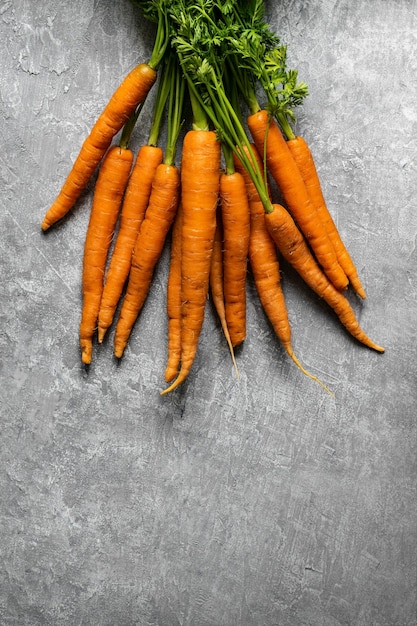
[113, 162, 181, 359]
[97, 144, 164, 342]
[247, 110, 348, 293]
[234, 144, 333, 396]
[165, 203, 183, 383]
[265, 203, 384, 353]
[161, 129, 221, 395]
[79, 145, 133, 364]
[220, 170, 250, 347]
[210, 215, 239, 379]
[286, 135, 366, 299]
[41, 63, 156, 231]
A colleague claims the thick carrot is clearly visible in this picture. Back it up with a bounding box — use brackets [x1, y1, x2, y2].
[210, 215, 239, 378]
[234, 144, 333, 395]
[41, 63, 156, 231]
[79, 144, 133, 364]
[161, 129, 221, 395]
[220, 169, 250, 347]
[113, 162, 180, 358]
[247, 110, 348, 292]
[165, 203, 183, 383]
[265, 203, 384, 353]
[97, 144, 163, 342]
[286, 135, 366, 298]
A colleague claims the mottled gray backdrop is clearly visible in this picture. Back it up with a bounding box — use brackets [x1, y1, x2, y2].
[1, 1, 416, 625]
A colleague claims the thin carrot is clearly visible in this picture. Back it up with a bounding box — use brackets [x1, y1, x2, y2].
[97, 144, 163, 342]
[234, 144, 333, 395]
[79, 144, 133, 364]
[161, 127, 221, 395]
[220, 149, 250, 347]
[41, 63, 157, 231]
[247, 110, 349, 292]
[210, 213, 239, 378]
[286, 134, 366, 298]
[165, 203, 183, 383]
[265, 203, 384, 353]
[113, 162, 180, 358]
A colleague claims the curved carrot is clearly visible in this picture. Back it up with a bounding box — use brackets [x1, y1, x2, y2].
[210, 215, 239, 378]
[113, 162, 180, 358]
[97, 144, 164, 342]
[265, 203, 384, 353]
[165, 203, 183, 383]
[220, 170, 250, 347]
[41, 63, 156, 231]
[286, 135, 366, 298]
[79, 144, 133, 364]
[161, 129, 221, 395]
[234, 144, 333, 395]
[247, 110, 348, 292]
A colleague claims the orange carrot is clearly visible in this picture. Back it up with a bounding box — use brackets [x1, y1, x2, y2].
[79, 144, 133, 364]
[97, 144, 164, 342]
[113, 162, 180, 358]
[210, 214, 239, 378]
[247, 110, 348, 292]
[265, 203, 384, 352]
[41, 63, 156, 231]
[234, 144, 333, 395]
[161, 129, 221, 395]
[286, 134, 366, 298]
[220, 169, 250, 347]
[165, 203, 183, 383]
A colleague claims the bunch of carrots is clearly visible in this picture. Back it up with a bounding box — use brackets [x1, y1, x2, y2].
[41, 0, 384, 397]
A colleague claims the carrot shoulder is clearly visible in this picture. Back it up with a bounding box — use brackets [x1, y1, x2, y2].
[113, 162, 180, 358]
[161, 129, 221, 395]
[41, 63, 156, 231]
[286, 134, 366, 298]
[79, 144, 133, 364]
[247, 110, 348, 292]
[265, 203, 384, 353]
[97, 144, 163, 342]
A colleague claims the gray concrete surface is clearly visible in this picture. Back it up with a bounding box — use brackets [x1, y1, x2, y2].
[1, 1, 416, 625]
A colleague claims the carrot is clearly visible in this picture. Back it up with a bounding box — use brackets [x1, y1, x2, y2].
[286, 135, 366, 298]
[219, 168, 250, 347]
[113, 162, 180, 358]
[210, 214, 239, 378]
[265, 203, 384, 353]
[247, 110, 349, 292]
[97, 144, 164, 342]
[165, 203, 183, 383]
[79, 144, 133, 364]
[41, 63, 156, 231]
[161, 128, 221, 395]
[234, 144, 333, 395]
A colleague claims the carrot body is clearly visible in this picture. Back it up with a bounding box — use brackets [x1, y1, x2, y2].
[210, 216, 239, 378]
[79, 145, 133, 364]
[247, 110, 348, 292]
[286, 135, 366, 298]
[42, 63, 156, 231]
[165, 203, 183, 383]
[161, 129, 221, 395]
[97, 144, 164, 341]
[114, 162, 180, 358]
[220, 171, 250, 347]
[265, 204, 384, 353]
[233, 147, 292, 352]
[234, 145, 332, 394]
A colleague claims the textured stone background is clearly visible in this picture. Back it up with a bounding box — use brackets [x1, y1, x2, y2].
[1, 1, 416, 625]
